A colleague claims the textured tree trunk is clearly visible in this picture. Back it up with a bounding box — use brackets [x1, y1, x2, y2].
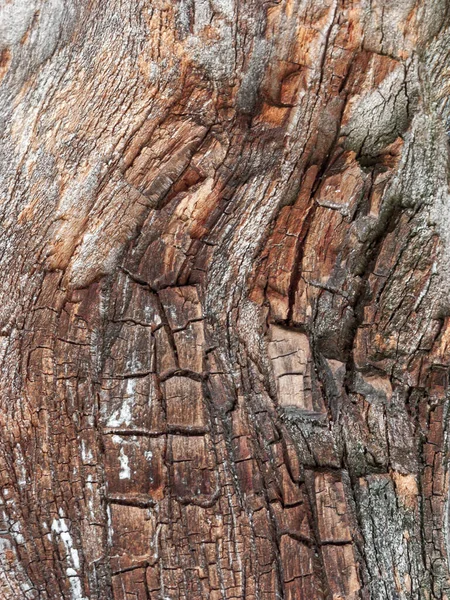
[1, 1, 450, 598]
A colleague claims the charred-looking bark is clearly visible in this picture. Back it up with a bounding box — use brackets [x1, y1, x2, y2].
[1, 1, 450, 599]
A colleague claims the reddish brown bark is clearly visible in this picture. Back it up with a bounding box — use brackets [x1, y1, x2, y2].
[1, 1, 450, 598]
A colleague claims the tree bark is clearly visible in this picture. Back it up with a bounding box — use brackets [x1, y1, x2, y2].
[1, 1, 450, 598]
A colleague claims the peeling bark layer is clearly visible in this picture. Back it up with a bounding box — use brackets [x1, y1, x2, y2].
[1, 1, 450, 598]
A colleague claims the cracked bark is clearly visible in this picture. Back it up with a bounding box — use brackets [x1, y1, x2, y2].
[1, 1, 450, 598]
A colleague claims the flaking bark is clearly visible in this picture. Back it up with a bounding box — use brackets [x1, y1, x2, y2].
[1, 1, 450, 599]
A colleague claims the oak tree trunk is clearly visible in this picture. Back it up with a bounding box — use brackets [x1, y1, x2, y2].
[1, 1, 450, 598]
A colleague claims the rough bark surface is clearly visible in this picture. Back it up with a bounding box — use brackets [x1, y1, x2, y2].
[1, 1, 450, 598]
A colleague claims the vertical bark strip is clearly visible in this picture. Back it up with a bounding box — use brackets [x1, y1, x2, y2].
[1, 1, 450, 598]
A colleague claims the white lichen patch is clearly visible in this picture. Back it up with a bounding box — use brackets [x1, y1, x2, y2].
[118, 446, 131, 480]
[51, 514, 80, 569]
[7, 516, 25, 546]
[86, 474, 95, 518]
[51, 512, 87, 600]
[105, 380, 135, 427]
[80, 439, 94, 464]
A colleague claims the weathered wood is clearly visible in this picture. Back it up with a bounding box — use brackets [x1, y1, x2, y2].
[1, 0, 450, 598]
